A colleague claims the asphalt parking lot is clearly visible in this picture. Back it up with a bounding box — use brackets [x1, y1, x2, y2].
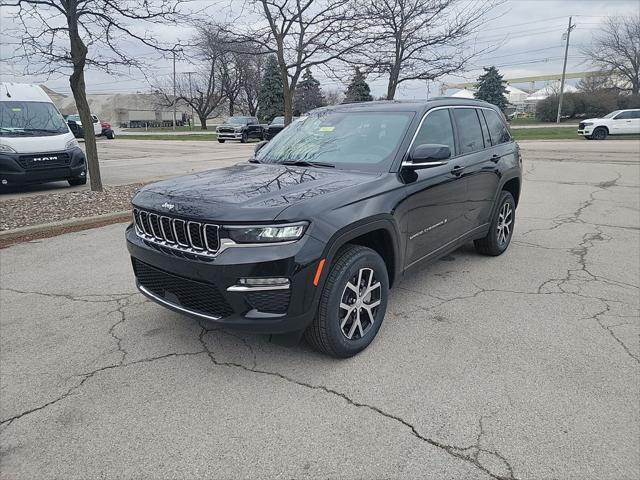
[1, 140, 639, 479]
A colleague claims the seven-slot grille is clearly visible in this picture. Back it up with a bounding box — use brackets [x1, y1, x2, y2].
[132, 208, 220, 255]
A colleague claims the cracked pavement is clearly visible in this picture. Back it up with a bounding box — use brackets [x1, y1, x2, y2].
[1, 140, 639, 479]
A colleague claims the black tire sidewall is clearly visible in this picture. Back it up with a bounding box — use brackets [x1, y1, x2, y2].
[490, 191, 515, 254]
[593, 128, 607, 140]
[320, 248, 389, 356]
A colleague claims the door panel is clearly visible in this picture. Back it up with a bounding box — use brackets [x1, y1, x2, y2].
[402, 108, 467, 268]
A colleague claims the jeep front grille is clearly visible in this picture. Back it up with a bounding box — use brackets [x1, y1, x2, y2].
[133, 208, 220, 256]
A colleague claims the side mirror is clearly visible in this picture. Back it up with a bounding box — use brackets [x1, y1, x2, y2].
[403, 144, 451, 169]
[254, 140, 269, 154]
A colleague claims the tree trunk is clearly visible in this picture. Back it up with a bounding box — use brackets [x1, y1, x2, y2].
[199, 114, 208, 130]
[229, 100, 235, 116]
[283, 82, 293, 125]
[386, 70, 399, 100]
[67, 0, 102, 191]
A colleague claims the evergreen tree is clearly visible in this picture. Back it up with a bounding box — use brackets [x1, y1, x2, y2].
[344, 67, 373, 103]
[474, 66, 508, 111]
[293, 68, 325, 115]
[257, 55, 284, 122]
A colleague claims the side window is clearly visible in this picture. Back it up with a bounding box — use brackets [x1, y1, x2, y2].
[478, 109, 491, 148]
[412, 108, 456, 156]
[482, 109, 512, 146]
[614, 111, 632, 120]
[452, 108, 484, 154]
[632, 110, 640, 119]
[249, 117, 258, 125]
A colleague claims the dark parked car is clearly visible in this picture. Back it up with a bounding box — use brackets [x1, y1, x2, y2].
[127, 99, 521, 357]
[216, 116, 264, 143]
[264, 116, 299, 140]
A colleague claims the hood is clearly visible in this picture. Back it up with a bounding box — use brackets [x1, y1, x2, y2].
[132, 162, 380, 222]
[0, 131, 75, 154]
[582, 118, 599, 123]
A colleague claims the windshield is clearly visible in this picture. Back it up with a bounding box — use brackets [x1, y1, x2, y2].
[66, 114, 81, 122]
[226, 117, 250, 125]
[256, 111, 413, 171]
[603, 111, 621, 119]
[0, 101, 68, 136]
[271, 116, 284, 125]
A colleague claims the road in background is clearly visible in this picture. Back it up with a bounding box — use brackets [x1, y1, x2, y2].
[1, 142, 639, 479]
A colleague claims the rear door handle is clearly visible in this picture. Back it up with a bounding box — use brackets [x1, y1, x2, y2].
[451, 165, 465, 176]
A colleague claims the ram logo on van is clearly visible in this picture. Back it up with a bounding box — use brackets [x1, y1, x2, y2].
[32, 155, 57, 162]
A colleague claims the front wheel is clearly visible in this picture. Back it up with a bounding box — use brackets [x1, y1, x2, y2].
[218, 139, 225, 143]
[240, 132, 248, 143]
[305, 245, 389, 358]
[474, 191, 515, 256]
[592, 127, 608, 140]
[105, 130, 115, 139]
[68, 174, 87, 186]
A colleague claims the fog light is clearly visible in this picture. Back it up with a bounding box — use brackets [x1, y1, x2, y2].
[1, 179, 7, 185]
[80, 171, 86, 176]
[227, 277, 290, 292]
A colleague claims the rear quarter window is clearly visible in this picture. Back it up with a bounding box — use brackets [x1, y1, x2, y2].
[482, 109, 512, 145]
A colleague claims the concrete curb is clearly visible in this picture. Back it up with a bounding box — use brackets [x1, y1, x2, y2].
[0, 211, 131, 247]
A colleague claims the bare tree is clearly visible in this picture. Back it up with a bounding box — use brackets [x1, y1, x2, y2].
[582, 14, 640, 95]
[358, 0, 502, 99]
[240, 54, 264, 116]
[225, 0, 366, 124]
[156, 27, 227, 129]
[2, 0, 187, 191]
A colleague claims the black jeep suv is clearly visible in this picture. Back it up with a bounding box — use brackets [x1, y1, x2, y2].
[127, 99, 521, 357]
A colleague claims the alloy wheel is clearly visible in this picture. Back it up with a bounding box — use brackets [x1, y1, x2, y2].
[339, 267, 382, 340]
[496, 201, 513, 247]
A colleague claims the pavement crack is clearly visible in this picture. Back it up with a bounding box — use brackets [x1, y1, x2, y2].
[196, 327, 518, 480]
[0, 351, 207, 429]
[0, 288, 137, 304]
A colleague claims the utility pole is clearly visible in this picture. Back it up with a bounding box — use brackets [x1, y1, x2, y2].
[186, 71, 195, 131]
[556, 16, 576, 124]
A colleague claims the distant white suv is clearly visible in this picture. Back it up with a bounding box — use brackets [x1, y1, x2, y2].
[577, 109, 640, 140]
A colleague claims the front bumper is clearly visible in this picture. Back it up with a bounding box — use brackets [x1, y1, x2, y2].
[0, 147, 86, 186]
[126, 225, 326, 334]
[217, 131, 243, 140]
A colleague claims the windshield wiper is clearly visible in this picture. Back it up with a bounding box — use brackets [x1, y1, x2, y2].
[281, 160, 334, 169]
[0, 128, 34, 136]
[24, 128, 65, 134]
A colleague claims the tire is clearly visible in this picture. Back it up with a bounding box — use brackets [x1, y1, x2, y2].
[474, 191, 515, 256]
[305, 245, 389, 358]
[240, 132, 248, 143]
[592, 127, 608, 140]
[106, 130, 115, 139]
[584, 135, 593, 140]
[218, 139, 225, 143]
[68, 174, 87, 186]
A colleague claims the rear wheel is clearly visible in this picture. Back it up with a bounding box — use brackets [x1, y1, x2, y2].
[474, 191, 515, 256]
[305, 245, 389, 358]
[105, 130, 115, 139]
[592, 127, 608, 140]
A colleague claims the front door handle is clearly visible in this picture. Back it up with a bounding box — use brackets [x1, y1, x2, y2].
[451, 165, 465, 176]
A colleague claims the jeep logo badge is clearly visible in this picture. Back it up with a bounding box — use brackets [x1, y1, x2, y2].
[161, 202, 175, 210]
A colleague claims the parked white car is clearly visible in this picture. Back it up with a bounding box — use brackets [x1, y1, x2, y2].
[577, 109, 640, 140]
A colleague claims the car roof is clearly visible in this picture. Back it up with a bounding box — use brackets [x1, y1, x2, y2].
[0, 83, 53, 103]
[311, 98, 498, 115]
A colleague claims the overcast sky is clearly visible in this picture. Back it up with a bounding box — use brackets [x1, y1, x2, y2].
[1, 0, 639, 99]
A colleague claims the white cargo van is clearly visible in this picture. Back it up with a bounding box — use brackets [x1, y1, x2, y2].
[0, 83, 87, 187]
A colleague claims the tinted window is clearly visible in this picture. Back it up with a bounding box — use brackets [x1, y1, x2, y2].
[614, 111, 633, 120]
[483, 109, 511, 145]
[0, 101, 68, 136]
[412, 108, 455, 156]
[632, 110, 640, 119]
[256, 111, 413, 171]
[453, 108, 484, 154]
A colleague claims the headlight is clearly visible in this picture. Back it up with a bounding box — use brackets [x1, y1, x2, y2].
[583, 122, 593, 126]
[65, 138, 79, 149]
[225, 222, 308, 243]
[0, 144, 17, 153]
[235, 126, 243, 132]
